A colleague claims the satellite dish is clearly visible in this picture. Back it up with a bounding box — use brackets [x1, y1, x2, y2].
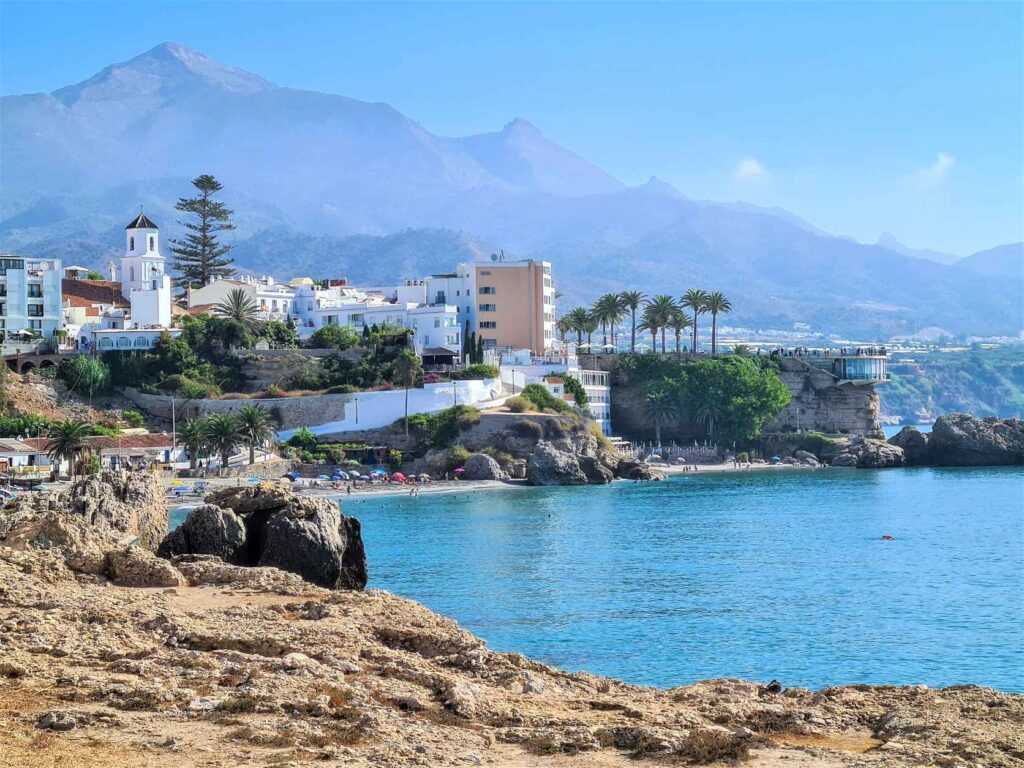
[490, 253, 498, 262]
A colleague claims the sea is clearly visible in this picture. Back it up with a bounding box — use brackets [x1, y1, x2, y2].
[170, 462, 1024, 692]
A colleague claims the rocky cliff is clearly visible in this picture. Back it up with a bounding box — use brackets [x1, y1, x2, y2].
[766, 357, 883, 438]
[890, 414, 1024, 466]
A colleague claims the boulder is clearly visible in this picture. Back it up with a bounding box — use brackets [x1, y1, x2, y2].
[106, 546, 185, 587]
[579, 455, 614, 484]
[0, 511, 109, 575]
[614, 458, 665, 481]
[158, 485, 367, 590]
[831, 437, 904, 469]
[526, 441, 587, 486]
[157, 504, 247, 561]
[793, 450, 820, 467]
[927, 414, 1024, 466]
[0, 470, 167, 552]
[888, 426, 930, 466]
[461, 453, 509, 481]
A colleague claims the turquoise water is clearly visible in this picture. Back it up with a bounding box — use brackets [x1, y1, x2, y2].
[171, 467, 1024, 691]
[882, 423, 933, 438]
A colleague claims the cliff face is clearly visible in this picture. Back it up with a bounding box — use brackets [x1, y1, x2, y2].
[766, 357, 883, 437]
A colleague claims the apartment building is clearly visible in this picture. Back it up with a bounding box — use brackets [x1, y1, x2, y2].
[187, 274, 295, 320]
[0, 256, 63, 344]
[473, 258, 554, 355]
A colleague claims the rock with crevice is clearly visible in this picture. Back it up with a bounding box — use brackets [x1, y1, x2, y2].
[927, 413, 1024, 466]
[461, 453, 509, 481]
[832, 437, 904, 468]
[888, 426, 930, 465]
[158, 484, 367, 590]
[526, 441, 587, 486]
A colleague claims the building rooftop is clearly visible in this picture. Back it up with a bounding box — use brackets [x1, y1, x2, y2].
[125, 213, 158, 230]
[62, 278, 129, 309]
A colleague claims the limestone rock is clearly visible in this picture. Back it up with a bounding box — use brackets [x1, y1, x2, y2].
[889, 426, 930, 465]
[928, 414, 1024, 466]
[578, 455, 614, 484]
[106, 546, 186, 588]
[159, 485, 367, 590]
[157, 504, 246, 561]
[461, 453, 508, 481]
[526, 441, 587, 486]
[0, 511, 109, 574]
[615, 459, 665, 481]
[832, 437, 904, 468]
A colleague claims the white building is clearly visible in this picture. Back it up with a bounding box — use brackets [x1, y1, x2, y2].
[187, 274, 295, 320]
[288, 283, 461, 356]
[114, 213, 172, 329]
[0, 256, 63, 347]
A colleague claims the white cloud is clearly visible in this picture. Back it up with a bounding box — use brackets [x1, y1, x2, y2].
[734, 157, 767, 180]
[916, 152, 956, 185]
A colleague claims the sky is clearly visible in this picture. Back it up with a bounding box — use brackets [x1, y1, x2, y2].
[1, 1, 1021, 256]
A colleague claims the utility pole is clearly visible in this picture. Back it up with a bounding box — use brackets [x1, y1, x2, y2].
[171, 395, 176, 468]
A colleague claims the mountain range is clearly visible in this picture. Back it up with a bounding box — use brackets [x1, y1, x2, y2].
[1, 42, 1020, 338]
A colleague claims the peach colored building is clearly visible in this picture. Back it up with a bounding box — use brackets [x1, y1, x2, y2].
[474, 259, 554, 355]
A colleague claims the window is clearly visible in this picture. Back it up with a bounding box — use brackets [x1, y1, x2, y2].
[435, 291, 446, 304]
[479, 270, 491, 276]
[0, 303, 5, 316]
[129, 236, 135, 251]
[148, 236, 155, 251]
[433, 318, 440, 328]
[479, 321, 497, 329]
[479, 303, 496, 312]
[27, 304, 44, 317]
[0, 285, 6, 297]
[479, 286, 496, 295]
[29, 319, 42, 330]
[130, 267, 135, 282]
[27, 284, 42, 298]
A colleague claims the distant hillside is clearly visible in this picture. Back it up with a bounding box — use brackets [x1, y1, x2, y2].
[955, 243, 1024, 279]
[881, 346, 1024, 422]
[1, 42, 1020, 338]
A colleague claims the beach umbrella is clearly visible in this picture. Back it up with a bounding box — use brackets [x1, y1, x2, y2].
[391, 472, 407, 483]
[453, 467, 465, 474]
[418, 473, 431, 482]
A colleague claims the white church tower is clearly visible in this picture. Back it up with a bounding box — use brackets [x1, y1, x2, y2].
[121, 212, 172, 328]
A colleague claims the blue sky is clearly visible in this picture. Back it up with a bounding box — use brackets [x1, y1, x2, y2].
[1, 1, 1021, 255]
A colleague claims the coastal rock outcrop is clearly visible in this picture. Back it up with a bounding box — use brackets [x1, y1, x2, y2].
[927, 413, 1024, 466]
[831, 437, 905, 468]
[888, 426, 930, 465]
[526, 441, 588, 485]
[614, 458, 665, 481]
[579, 454, 614, 484]
[461, 453, 509, 481]
[0, 470, 167, 551]
[1, 542, 1020, 768]
[158, 484, 367, 590]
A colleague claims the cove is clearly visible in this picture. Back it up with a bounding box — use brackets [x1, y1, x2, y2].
[339, 467, 1023, 691]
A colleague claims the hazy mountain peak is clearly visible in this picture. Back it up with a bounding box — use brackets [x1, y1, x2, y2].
[876, 232, 960, 265]
[52, 41, 271, 106]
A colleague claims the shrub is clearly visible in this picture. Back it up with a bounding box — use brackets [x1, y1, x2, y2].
[159, 374, 218, 400]
[446, 444, 471, 471]
[324, 384, 358, 394]
[506, 395, 531, 413]
[736, 451, 750, 462]
[511, 419, 543, 441]
[405, 405, 480, 448]
[309, 325, 360, 351]
[481, 446, 513, 469]
[285, 363, 327, 391]
[86, 423, 121, 437]
[287, 427, 318, 452]
[387, 449, 403, 468]
[449, 364, 499, 381]
[588, 420, 613, 451]
[561, 375, 589, 408]
[264, 384, 288, 398]
[121, 410, 145, 428]
[521, 383, 571, 414]
[58, 355, 110, 398]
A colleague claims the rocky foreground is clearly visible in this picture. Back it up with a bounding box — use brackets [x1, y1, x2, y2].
[1, 475, 1022, 768]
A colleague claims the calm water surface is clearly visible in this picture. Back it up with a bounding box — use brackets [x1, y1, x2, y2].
[172, 467, 1023, 691]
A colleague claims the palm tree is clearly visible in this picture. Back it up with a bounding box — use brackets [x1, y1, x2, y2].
[704, 291, 733, 355]
[203, 413, 242, 472]
[237, 404, 276, 465]
[216, 288, 260, 330]
[582, 315, 598, 348]
[682, 289, 709, 355]
[47, 420, 91, 479]
[591, 293, 624, 348]
[178, 417, 207, 471]
[638, 304, 661, 352]
[565, 307, 590, 346]
[556, 316, 573, 343]
[668, 308, 692, 356]
[393, 349, 421, 438]
[647, 295, 679, 353]
[644, 387, 678, 447]
[619, 291, 645, 352]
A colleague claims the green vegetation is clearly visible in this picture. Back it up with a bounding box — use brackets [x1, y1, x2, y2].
[202, 413, 243, 470]
[215, 288, 259, 330]
[505, 395, 531, 413]
[58, 355, 110, 399]
[121, 410, 145, 428]
[170, 174, 236, 288]
[237, 404, 275, 464]
[445, 444, 471, 470]
[881, 345, 1024, 420]
[46, 420, 92, 479]
[310, 324, 360, 350]
[448, 363, 498, 380]
[561, 374, 589, 408]
[0, 413, 125, 439]
[404, 405, 480, 448]
[519, 383, 571, 414]
[619, 353, 791, 444]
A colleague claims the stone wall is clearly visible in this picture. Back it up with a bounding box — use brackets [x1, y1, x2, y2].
[765, 357, 882, 437]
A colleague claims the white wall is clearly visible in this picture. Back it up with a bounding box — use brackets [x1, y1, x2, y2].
[277, 377, 503, 438]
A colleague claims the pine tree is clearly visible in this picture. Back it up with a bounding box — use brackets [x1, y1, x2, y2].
[170, 174, 236, 288]
[475, 334, 484, 364]
[462, 320, 471, 362]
